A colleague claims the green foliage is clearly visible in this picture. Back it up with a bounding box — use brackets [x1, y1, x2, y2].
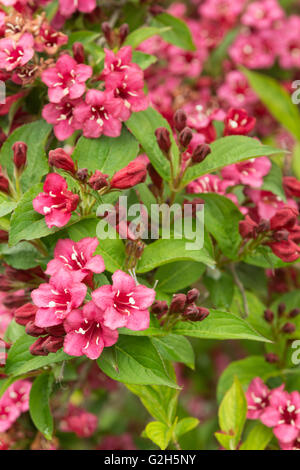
[29, 373, 54, 440]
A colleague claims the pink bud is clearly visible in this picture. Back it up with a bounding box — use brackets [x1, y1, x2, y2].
[49, 148, 75, 174]
[110, 161, 147, 190]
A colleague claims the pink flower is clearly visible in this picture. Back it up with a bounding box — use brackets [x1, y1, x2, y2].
[218, 71, 258, 108]
[246, 378, 272, 420]
[32, 269, 87, 328]
[277, 16, 300, 69]
[60, 404, 98, 437]
[0, 33, 34, 72]
[42, 98, 83, 141]
[42, 55, 92, 104]
[198, 0, 246, 25]
[73, 90, 124, 138]
[92, 270, 156, 331]
[3, 380, 31, 413]
[187, 174, 232, 195]
[0, 395, 20, 432]
[35, 23, 68, 55]
[260, 390, 300, 444]
[58, 0, 96, 18]
[279, 434, 300, 450]
[46, 238, 105, 283]
[245, 189, 297, 220]
[241, 0, 284, 30]
[224, 108, 256, 136]
[102, 46, 135, 77]
[33, 173, 79, 228]
[63, 301, 118, 360]
[105, 68, 149, 119]
[221, 157, 271, 188]
[229, 32, 276, 69]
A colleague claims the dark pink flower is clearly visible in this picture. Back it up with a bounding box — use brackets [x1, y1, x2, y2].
[0, 395, 20, 432]
[279, 434, 300, 450]
[3, 380, 31, 413]
[241, 0, 284, 30]
[260, 389, 300, 444]
[35, 23, 68, 55]
[0, 33, 34, 72]
[221, 157, 271, 188]
[42, 55, 92, 104]
[73, 90, 124, 138]
[92, 270, 156, 331]
[102, 46, 134, 76]
[246, 377, 272, 420]
[42, 98, 83, 141]
[33, 173, 79, 228]
[63, 301, 118, 360]
[46, 238, 105, 282]
[58, 0, 96, 18]
[32, 269, 87, 328]
[224, 108, 256, 136]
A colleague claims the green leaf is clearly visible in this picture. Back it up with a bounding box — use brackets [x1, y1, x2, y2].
[156, 261, 205, 293]
[9, 184, 56, 246]
[126, 107, 179, 181]
[72, 126, 139, 176]
[0, 121, 52, 192]
[97, 336, 179, 388]
[217, 356, 277, 402]
[150, 13, 196, 51]
[5, 334, 72, 377]
[204, 271, 234, 309]
[152, 335, 195, 369]
[127, 382, 178, 426]
[262, 161, 286, 201]
[94, 238, 126, 273]
[182, 136, 282, 186]
[124, 26, 169, 48]
[240, 422, 273, 450]
[242, 68, 300, 141]
[0, 201, 17, 218]
[145, 421, 171, 450]
[1, 241, 41, 269]
[132, 51, 157, 70]
[137, 239, 214, 273]
[65, 31, 101, 47]
[4, 320, 24, 343]
[29, 372, 54, 440]
[174, 417, 199, 439]
[218, 376, 247, 450]
[173, 310, 272, 343]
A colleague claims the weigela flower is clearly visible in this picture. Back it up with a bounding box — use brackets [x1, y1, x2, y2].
[102, 46, 135, 77]
[42, 55, 92, 104]
[260, 389, 300, 444]
[3, 380, 31, 413]
[198, 0, 246, 25]
[277, 16, 300, 69]
[221, 157, 271, 188]
[46, 238, 105, 283]
[224, 108, 256, 136]
[187, 174, 231, 195]
[241, 0, 284, 30]
[32, 269, 87, 328]
[60, 404, 98, 437]
[42, 98, 83, 141]
[73, 90, 124, 138]
[218, 71, 258, 108]
[0, 33, 34, 72]
[245, 189, 297, 220]
[34, 23, 68, 55]
[284, 177, 300, 199]
[58, 0, 96, 18]
[33, 173, 79, 228]
[229, 33, 276, 69]
[0, 394, 20, 432]
[63, 301, 118, 360]
[279, 434, 300, 450]
[246, 377, 273, 420]
[92, 270, 156, 331]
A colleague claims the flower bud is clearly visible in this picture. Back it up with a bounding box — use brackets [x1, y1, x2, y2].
[30, 337, 49, 356]
[0, 276, 14, 292]
[0, 166, 10, 194]
[0, 230, 8, 242]
[239, 216, 257, 239]
[3, 293, 29, 309]
[25, 321, 46, 337]
[42, 336, 64, 354]
[174, 109, 187, 132]
[46, 324, 66, 337]
[49, 148, 75, 174]
[72, 42, 85, 64]
[102, 22, 113, 45]
[135, 240, 145, 259]
[77, 168, 88, 182]
[88, 170, 109, 190]
[149, 4, 165, 15]
[270, 207, 298, 231]
[281, 322, 296, 334]
[119, 24, 129, 45]
[151, 300, 169, 315]
[148, 164, 163, 191]
[264, 309, 274, 324]
[278, 302, 286, 317]
[289, 308, 300, 318]
[191, 143, 211, 164]
[273, 229, 290, 242]
[179, 127, 193, 149]
[265, 353, 279, 364]
[155, 127, 171, 155]
[186, 288, 200, 304]
[169, 294, 187, 314]
[110, 161, 147, 190]
[184, 306, 210, 322]
[256, 219, 270, 234]
[14, 303, 38, 326]
[12, 141, 27, 170]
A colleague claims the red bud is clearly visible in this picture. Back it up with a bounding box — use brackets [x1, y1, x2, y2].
[191, 143, 211, 164]
[179, 127, 193, 148]
[72, 42, 85, 64]
[110, 161, 147, 190]
[14, 303, 38, 326]
[281, 322, 296, 334]
[49, 148, 75, 174]
[174, 109, 187, 132]
[264, 309, 274, 323]
[169, 294, 187, 314]
[89, 170, 109, 190]
[119, 24, 129, 45]
[12, 141, 27, 170]
[186, 288, 200, 304]
[155, 127, 171, 155]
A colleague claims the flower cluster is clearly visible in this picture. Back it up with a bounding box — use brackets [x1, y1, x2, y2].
[246, 378, 300, 450]
[14, 237, 155, 360]
[0, 380, 31, 432]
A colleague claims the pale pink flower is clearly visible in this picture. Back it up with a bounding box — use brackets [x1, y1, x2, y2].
[218, 71, 258, 108]
[42, 98, 83, 141]
[73, 90, 124, 138]
[63, 301, 118, 360]
[221, 157, 271, 188]
[92, 270, 156, 331]
[277, 16, 300, 69]
[229, 32, 276, 69]
[32, 269, 87, 328]
[241, 0, 284, 30]
[0, 395, 20, 432]
[58, 0, 96, 18]
[46, 238, 105, 283]
[246, 377, 272, 420]
[0, 33, 34, 72]
[198, 0, 246, 25]
[261, 390, 300, 444]
[33, 173, 79, 228]
[60, 404, 98, 437]
[3, 380, 31, 413]
[42, 55, 92, 104]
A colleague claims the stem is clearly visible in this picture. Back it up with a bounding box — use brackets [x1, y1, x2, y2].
[229, 263, 249, 318]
